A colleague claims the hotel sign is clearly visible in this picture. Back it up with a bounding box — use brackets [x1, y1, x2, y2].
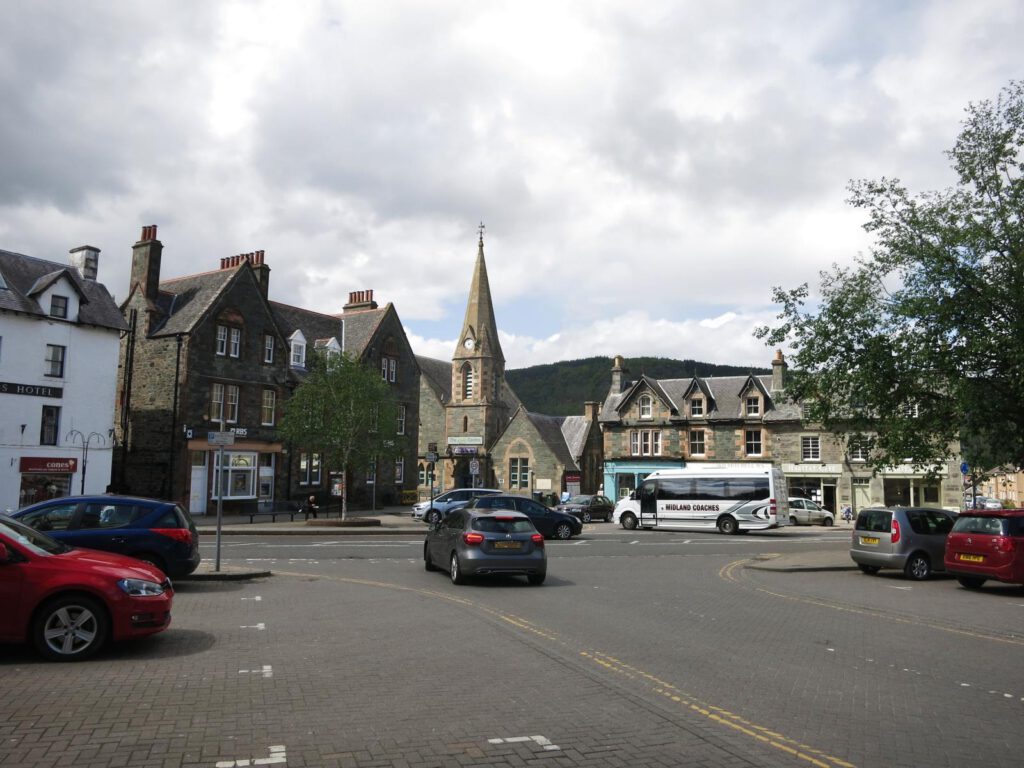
[0, 381, 63, 399]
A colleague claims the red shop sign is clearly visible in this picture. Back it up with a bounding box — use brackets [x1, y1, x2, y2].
[19, 457, 78, 474]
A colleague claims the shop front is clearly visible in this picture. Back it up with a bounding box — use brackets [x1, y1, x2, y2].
[782, 463, 842, 514]
[185, 437, 282, 515]
[17, 457, 78, 508]
[603, 459, 683, 500]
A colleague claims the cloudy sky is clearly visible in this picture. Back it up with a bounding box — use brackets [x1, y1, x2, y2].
[2, 2, 1020, 369]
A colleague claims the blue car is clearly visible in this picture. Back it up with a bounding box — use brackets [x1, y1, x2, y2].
[13, 495, 201, 578]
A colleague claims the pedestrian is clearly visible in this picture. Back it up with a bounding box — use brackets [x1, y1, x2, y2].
[305, 495, 319, 519]
[841, 504, 853, 523]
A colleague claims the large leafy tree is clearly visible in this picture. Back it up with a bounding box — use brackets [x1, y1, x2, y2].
[279, 351, 405, 518]
[757, 81, 1024, 476]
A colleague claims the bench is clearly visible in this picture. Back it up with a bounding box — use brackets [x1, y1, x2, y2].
[246, 501, 303, 523]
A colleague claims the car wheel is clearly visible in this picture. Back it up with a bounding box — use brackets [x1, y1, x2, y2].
[956, 575, 986, 589]
[858, 564, 881, 575]
[426, 510, 441, 525]
[822, 517, 833, 527]
[717, 516, 738, 535]
[904, 552, 931, 580]
[554, 522, 573, 540]
[621, 512, 638, 530]
[136, 553, 167, 575]
[581, 511, 592, 523]
[424, 543, 436, 571]
[33, 595, 109, 662]
[789, 516, 798, 526]
[450, 553, 467, 585]
[528, 573, 546, 586]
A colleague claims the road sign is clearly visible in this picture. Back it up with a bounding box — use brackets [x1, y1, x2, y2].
[469, 459, 480, 475]
[960, 461, 970, 475]
[426, 451, 438, 463]
[208, 431, 235, 446]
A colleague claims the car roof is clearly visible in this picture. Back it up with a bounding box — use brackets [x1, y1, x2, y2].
[464, 508, 529, 519]
[956, 508, 1024, 517]
[18, 494, 173, 510]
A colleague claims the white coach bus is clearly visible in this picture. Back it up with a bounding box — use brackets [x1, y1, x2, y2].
[612, 463, 790, 534]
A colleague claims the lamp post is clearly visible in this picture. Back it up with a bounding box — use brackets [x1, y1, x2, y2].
[66, 430, 106, 494]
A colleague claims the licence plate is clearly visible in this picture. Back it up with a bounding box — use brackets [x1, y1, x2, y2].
[493, 541, 522, 550]
[860, 536, 879, 545]
[958, 554, 984, 563]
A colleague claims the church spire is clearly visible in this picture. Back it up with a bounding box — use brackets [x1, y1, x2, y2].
[457, 223, 504, 364]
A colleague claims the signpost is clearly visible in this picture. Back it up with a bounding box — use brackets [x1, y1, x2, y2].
[209, 431, 235, 571]
[425, 450, 438, 509]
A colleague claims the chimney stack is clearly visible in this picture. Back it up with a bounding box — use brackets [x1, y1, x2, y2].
[611, 355, 626, 394]
[343, 289, 378, 312]
[130, 224, 162, 301]
[584, 401, 600, 421]
[771, 349, 787, 393]
[69, 245, 100, 281]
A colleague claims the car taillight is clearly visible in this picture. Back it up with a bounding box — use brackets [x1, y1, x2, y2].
[462, 532, 485, 546]
[993, 536, 1015, 554]
[891, 519, 901, 544]
[153, 528, 193, 545]
[769, 498, 777, 516]
[531, 533, 544, 547]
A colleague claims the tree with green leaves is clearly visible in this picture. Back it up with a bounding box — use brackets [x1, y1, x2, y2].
[278, 351, 405, 518]
[757, 81, 1024, 477]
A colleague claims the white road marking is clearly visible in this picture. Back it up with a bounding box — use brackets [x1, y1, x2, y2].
[240, 623, 266, 630]
[239, 665, 273, 678]
[487, 735, 560, 751]
[887, 585, 913, 590]
[241, 596, 262, 601]
[215, 744, 286, 767]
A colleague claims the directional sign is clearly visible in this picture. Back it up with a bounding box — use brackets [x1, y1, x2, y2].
[425, 451, 438, 463]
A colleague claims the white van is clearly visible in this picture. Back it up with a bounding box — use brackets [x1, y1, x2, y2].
[612, 463, 790, 534]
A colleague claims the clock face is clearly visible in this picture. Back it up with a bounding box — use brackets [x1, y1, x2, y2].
[464, 338, 475, 350]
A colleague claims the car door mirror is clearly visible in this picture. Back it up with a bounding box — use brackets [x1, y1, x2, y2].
[0, 542, 11, 564]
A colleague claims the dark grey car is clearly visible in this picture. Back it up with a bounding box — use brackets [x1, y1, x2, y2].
[424, 508, 547, 585]
[849, 506, 956, 580]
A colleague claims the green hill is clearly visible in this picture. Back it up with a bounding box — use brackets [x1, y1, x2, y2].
[506, 356, 770, 416]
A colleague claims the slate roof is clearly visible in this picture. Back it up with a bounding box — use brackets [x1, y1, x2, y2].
[338, 305, 389, 357]
[417, 356, 453, 403]
[525, 411, 579, 470]
[0, 248, 126, 332]
[601, 373, 800, 423]
[270, 301, 343, 349]
[560, 415, 591, 459]
[147, 268, 235, 337]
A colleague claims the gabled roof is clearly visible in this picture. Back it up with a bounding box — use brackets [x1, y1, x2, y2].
[493, 406, 578, 470]
[417, 355, 453, 403]
[560, 415, 591, 459]
[337, 305, 389, 358]
[0, 248, 126, 331]
[146, 268, 236, 336]
[615, 375, 679, 416]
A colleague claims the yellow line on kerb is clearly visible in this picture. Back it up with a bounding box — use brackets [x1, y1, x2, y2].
[719, 559, 1024, 647]
[273, 569, 853, 767]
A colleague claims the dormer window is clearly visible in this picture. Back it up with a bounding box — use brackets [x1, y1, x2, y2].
[746, 396, 760, 416]
[50, 295, 68, 319]
[690, 398, 704, 417]
[639, 395, 652, 419]
[289, 330, 307, 368]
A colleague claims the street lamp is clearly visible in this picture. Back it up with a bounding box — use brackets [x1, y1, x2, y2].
[66, 430, 106, 494]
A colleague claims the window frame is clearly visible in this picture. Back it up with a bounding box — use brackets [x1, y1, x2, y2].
[261, 389, 276, 426]
[745, 396, 760, 416]
[40, 405, 61, 445]
[397, 404, 406, 435]
[639, 395, 652, 419]
[225, 384, 239, 423]
[689, 429, 705, 456]
[263, 334, 274, 363]
[216, 325, 228, 356]
[44, 344, 66, 378]
[210, 382, 224, 422]
[690, 398, 704, 417]
[229, 327, 241, 358]
[801, 435, 821, 461]
[745, 429, 763, 456]
[50, 295, 69, 319]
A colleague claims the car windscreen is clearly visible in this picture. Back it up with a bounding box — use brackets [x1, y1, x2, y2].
[472, 517, 536, 534]
[855, 509, 892, 532]
[0, 514, 70, 555]
[567, 495, 591, 505]
[952, 515, 1007, 535]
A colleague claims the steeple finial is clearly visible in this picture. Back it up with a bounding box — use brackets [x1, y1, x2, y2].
[478, 221, 485, 248]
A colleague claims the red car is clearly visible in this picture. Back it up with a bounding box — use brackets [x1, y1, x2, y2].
[944, 509, 1024, 589]
[0, 514, 173, 661]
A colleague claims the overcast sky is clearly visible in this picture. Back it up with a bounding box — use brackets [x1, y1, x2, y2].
[2, 1, 1020, 369]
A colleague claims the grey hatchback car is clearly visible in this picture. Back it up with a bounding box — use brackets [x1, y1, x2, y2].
[850, 506, 956, 580]
[424, 508, 547, 585]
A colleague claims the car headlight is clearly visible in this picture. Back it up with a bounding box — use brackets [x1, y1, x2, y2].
[117, 578, 166, 596]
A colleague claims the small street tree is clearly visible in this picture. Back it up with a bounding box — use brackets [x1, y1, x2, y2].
[278, 351, 405, 518]
[757, 81, 1024, 476]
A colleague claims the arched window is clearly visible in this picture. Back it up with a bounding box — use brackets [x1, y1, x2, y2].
[462, 416, 468, 433]
[462, 363, 474, 399]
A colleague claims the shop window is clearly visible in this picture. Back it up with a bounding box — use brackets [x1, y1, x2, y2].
[299, 452, 322, 485]
[212, 452, 257, 500]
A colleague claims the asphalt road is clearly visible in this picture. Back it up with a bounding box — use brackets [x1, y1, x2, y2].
[3, 526, 1022, 768]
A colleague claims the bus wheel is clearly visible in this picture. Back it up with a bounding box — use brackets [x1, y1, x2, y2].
[717, 516, 738, 535]
[620, 512, 638, 530]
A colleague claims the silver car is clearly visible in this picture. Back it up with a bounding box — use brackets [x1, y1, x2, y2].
[424, 508, 547, 585]
[849, 506, 956, 580]
[788, 498, 834, 526]
[410, 488, 502, 524]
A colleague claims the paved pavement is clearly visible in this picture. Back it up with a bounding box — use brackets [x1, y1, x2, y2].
[184, 507, 857, 579]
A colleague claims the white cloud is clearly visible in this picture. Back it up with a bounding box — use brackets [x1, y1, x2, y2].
[1, 1, 1021, 369]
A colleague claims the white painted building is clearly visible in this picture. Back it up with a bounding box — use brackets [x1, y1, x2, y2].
[0, 245, 126, 511]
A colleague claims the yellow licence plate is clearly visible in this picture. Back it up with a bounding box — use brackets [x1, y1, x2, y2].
[958, 554, 985, 563]
[860, 536, 880, 545]
[494, 541, 522, 550]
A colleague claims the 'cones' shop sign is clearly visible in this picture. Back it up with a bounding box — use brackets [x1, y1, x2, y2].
[20, 457, 78, 474]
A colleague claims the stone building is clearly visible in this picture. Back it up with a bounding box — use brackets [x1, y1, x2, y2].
[0, 244, 126, 509]
[599, 351, 964, 513]
[114, 226, 419, 513]
[416, 232, 602, 500]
